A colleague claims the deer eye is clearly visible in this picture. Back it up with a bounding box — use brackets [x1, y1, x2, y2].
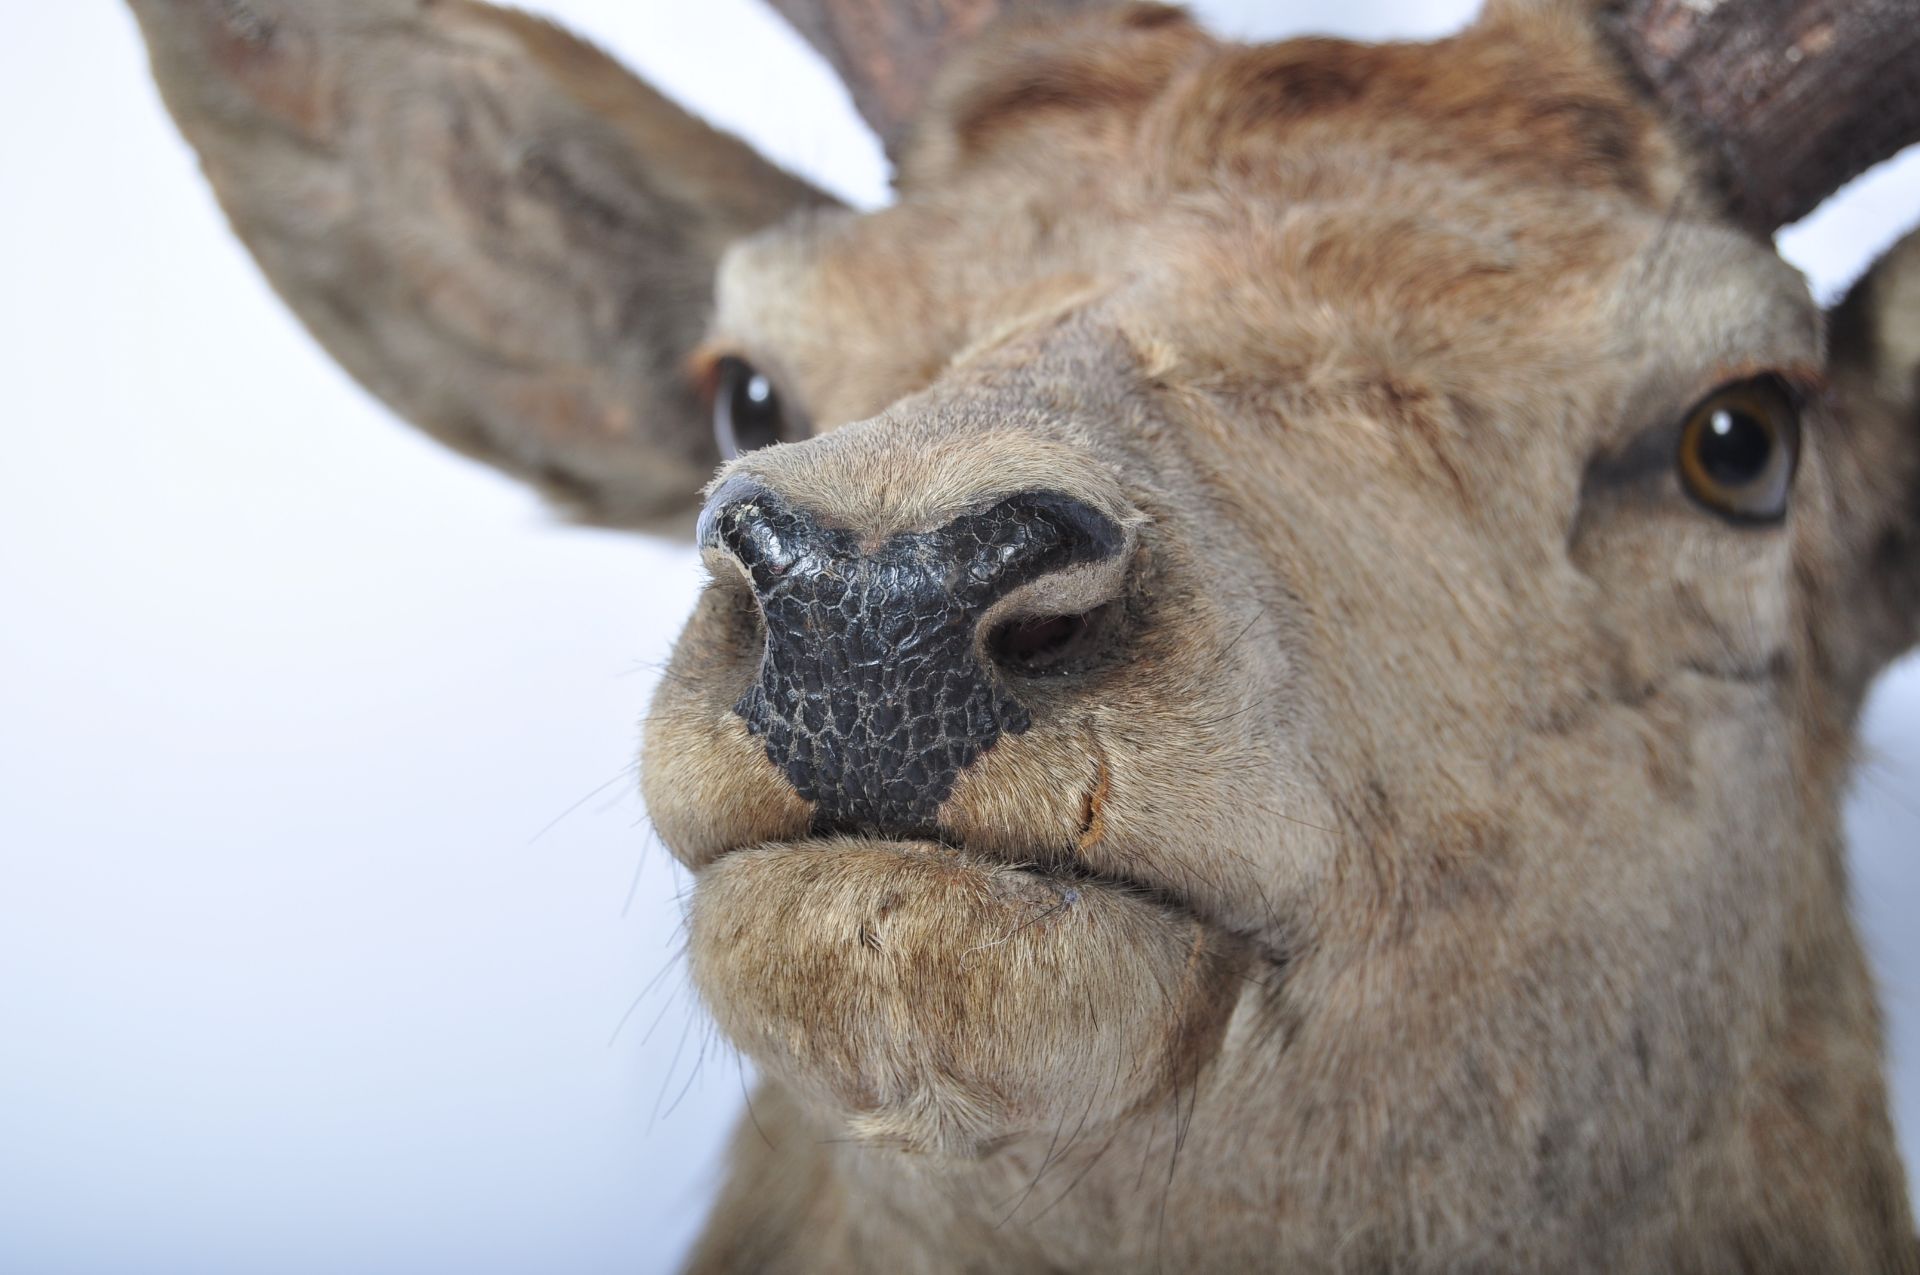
[713, 355, 789, 459]
[1675, 376, 1801, 523]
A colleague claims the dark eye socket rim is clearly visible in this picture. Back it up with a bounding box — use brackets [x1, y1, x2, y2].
[1674, 374, 1803, 525]
[712, 354, 795, 459]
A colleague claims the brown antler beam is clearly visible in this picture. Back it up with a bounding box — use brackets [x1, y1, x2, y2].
[1606, 0, 1920, 231]
[763, 0, 1112, 153]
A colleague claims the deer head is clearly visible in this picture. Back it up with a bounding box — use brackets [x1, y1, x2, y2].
[128, 0, 1920, 1268]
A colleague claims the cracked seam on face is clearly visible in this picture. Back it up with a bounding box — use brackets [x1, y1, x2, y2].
[1078, 738, 1112, 853]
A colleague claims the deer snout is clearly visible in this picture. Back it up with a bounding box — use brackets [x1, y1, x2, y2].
[697, 475, 1133, 839]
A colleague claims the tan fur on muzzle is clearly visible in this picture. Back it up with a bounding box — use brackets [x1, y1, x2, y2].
[689, 840, 1247, 1158]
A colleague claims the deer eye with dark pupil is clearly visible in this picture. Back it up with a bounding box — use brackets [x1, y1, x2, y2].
[714, 355, 787, 459]
[1675, 376, 1801, 523]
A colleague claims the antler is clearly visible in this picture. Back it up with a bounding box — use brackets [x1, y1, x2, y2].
[762, 0, 1113, 152]
[1607, 0, 1920, 230]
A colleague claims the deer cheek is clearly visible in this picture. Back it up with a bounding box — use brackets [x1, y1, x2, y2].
[687, 840, 1248, 1159]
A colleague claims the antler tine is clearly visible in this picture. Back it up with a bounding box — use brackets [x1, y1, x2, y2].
[1605, 0, 1920, 231]
[762, 0, 1114, 155]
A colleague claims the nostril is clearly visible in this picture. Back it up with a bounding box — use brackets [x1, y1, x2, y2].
[989, 604, 1110, 675]
[693, 479, 1139, 834]
[996, 614, 1083, 665]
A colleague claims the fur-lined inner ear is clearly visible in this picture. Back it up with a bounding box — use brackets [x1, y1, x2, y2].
[1847, 231, 1920, 408]
[128, 0, 838, 531]
[1821, 227, 1920, 700]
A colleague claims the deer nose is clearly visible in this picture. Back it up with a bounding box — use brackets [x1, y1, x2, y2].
[698, 476, 1129, 838]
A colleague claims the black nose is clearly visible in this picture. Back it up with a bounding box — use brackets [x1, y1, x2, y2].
[698, 478, 1126, 837]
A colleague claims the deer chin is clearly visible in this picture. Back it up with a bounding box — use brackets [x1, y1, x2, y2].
[687, 838, 1249, 1159]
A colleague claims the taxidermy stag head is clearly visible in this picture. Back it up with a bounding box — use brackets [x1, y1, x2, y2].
[129, 0, 1920, 1268]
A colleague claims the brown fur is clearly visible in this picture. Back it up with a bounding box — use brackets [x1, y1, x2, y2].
[131, 0, 1920, 1270]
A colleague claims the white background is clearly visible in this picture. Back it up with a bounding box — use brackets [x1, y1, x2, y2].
[2, 3, 1915, 1272]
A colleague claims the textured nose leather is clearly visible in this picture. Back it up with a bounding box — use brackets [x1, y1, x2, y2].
[701, 482, 1123, 837]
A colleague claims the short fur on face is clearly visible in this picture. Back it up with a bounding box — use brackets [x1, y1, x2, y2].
[647, 7, 1920, 1271]
[130, 0, 1920, 1269]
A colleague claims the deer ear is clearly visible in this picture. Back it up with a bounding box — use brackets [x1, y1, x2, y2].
[1824, 227, 1920, 691]
[128, 0, 838, 529]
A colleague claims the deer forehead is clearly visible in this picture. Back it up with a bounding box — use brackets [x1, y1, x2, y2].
[711, 98, 1821, 493]
[711, 10, 1828, 423]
